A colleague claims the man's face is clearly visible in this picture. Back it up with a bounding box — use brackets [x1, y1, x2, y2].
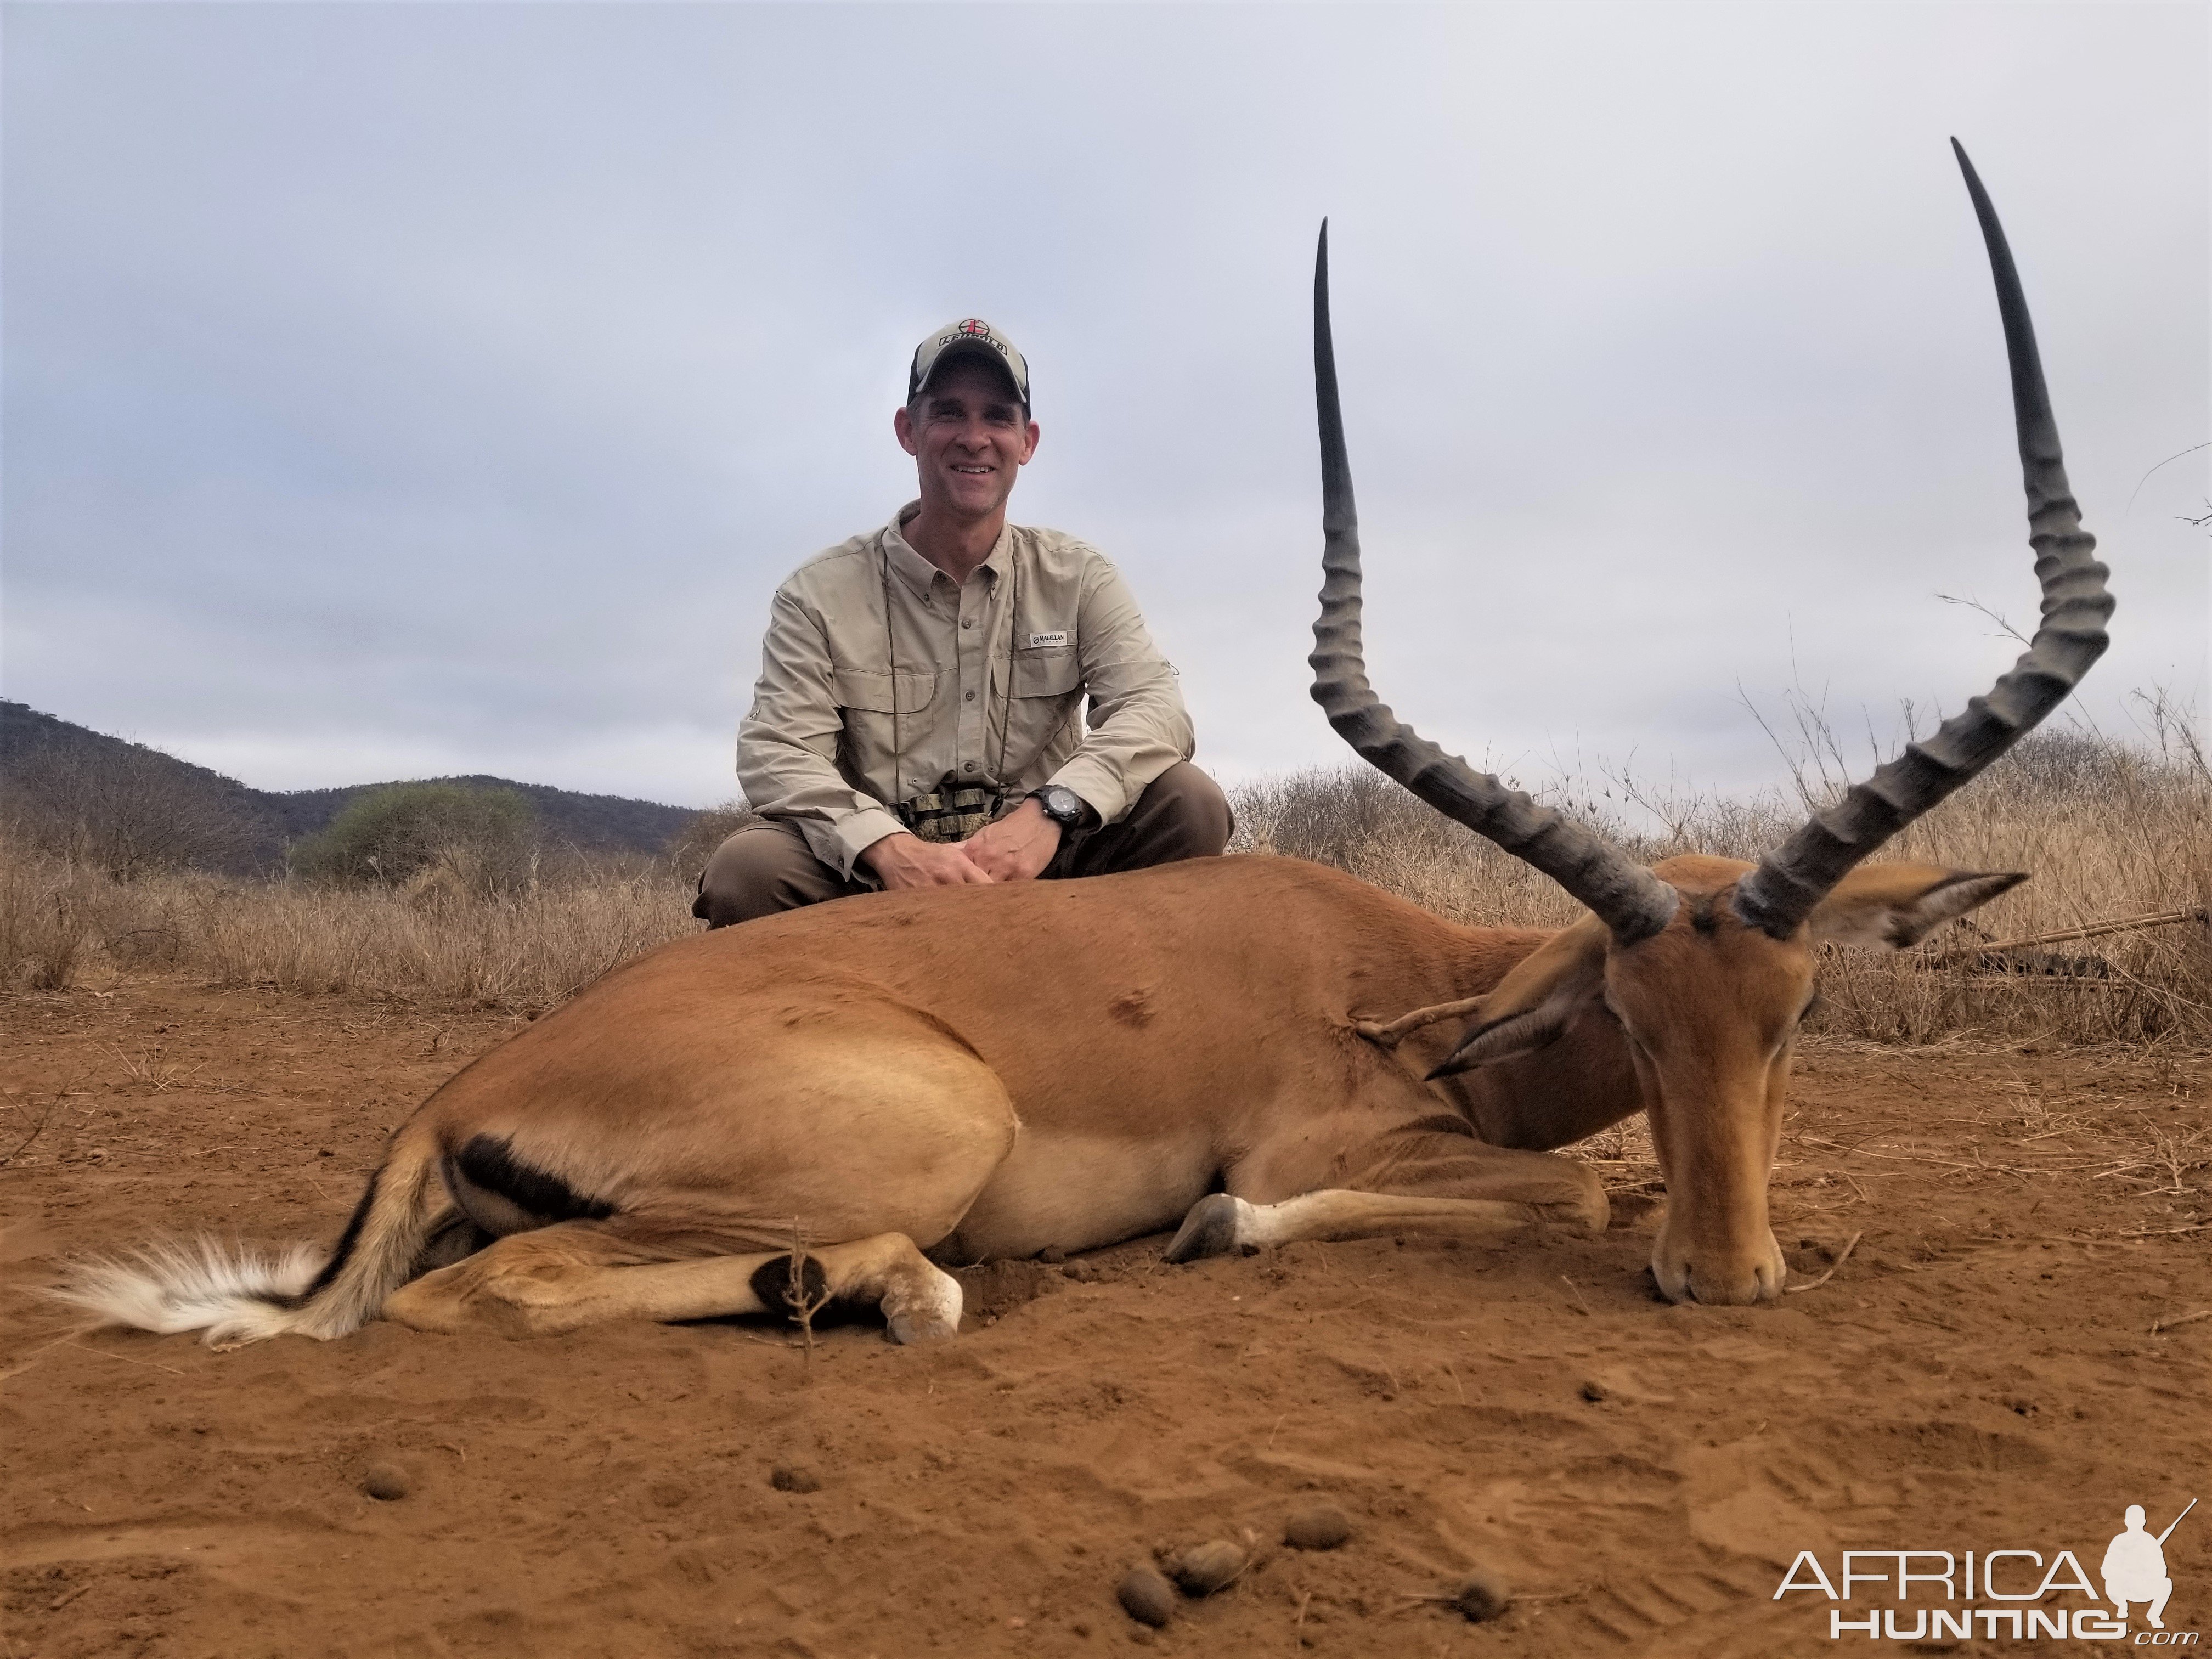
[894, 358, 1039, 521]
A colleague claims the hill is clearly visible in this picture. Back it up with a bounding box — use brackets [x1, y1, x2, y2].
[0, 700, 702, 868]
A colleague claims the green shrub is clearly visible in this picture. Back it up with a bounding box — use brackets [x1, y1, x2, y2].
[292, 783, 537, 895]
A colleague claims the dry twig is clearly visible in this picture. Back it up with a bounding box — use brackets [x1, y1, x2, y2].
[785, 1216, 830, 1380]
[1785, 1231, 1863, 1295]
[63, 1339, 184, 1376]
[0, 1101, 57, 1167]
[1353, 996, 1486, 1048]
[1925, 907, 2207, 966]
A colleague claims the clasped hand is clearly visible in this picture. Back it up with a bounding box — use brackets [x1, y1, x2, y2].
[862, 798, 1060, 890]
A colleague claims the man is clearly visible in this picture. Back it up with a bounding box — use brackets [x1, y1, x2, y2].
[694, 318, 1231, 926]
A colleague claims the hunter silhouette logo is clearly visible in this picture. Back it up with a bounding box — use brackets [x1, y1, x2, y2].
[1773, 1496, 2198, 1643]
[2106, 1500, 2193, 1630]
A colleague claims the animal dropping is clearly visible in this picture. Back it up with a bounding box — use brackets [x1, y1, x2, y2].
[1171, 1539, 1248, 1596]
[359, 1464, 410, 1501]
[1284, 1504, 1351, 1551]
[1116, 1566, 1175, 1628]
[770, 1460, 820, 1494]
[1454, 1570, 1511, 1623]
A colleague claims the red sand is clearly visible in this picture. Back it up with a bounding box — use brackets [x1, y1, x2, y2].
[3, 978, 2205, 1657]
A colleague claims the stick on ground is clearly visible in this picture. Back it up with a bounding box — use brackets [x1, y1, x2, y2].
[786, 1216, 830, 1379]
[1785, 1231, 1863, 1295]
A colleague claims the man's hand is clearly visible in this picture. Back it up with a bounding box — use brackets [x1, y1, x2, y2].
[861, 832, 996, 890]
[960, 798, 1061, 883]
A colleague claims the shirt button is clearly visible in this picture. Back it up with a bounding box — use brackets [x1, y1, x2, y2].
[962, 618, 974, 630]
[963, 760, 978, 772]
[964, 690, 975, 702]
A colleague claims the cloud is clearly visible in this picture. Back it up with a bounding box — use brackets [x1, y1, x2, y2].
[5, 4, 2204, 808]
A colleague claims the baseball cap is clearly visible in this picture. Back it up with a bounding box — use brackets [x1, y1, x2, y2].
[907, 318, 1031, 409]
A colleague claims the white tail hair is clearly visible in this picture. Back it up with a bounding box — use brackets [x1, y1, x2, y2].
[53, 1237, 328, 1348]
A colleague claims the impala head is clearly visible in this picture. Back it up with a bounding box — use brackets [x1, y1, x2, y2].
[1311, 142, 2111, 1306]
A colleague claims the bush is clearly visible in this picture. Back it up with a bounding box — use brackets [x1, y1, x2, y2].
[291, 783, 538, 896]
[3, 743, 262, 880]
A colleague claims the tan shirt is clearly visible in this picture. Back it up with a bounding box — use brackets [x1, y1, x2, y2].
[737, 505, 1194, 877]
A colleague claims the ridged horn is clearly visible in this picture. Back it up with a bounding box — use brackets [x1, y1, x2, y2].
[1731, 141, 2113, 938]
[1308, 221, 1681, 945]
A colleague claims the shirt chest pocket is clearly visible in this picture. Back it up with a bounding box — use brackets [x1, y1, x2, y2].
[1002, 646, 1080, 700]
[833, 667, 941, 714]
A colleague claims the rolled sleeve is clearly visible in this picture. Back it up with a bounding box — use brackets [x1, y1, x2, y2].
[736, 587, 902, 880]
[1046, 559, 1194, 825]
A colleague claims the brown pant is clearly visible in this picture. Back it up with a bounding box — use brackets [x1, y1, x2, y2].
[692, 762, 1234, 928]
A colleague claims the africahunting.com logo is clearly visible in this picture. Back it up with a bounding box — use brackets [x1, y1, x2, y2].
[1775, 1499, 2197, 1643]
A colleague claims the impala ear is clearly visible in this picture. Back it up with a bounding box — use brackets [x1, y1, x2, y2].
[1429, 916, 1609, 1078]
[1807, 865, 2028, 951]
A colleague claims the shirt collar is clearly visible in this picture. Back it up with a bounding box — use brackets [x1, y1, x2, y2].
[882, 503, 1017, 600]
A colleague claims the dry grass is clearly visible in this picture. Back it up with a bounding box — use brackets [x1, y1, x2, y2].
[0, 843, 695, 1013]
[1233, 719, 2211, 1047]
[4, 719, 2205, 1046]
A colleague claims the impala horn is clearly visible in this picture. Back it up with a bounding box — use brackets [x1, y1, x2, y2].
[1731, 140, 2113, 936]
[1309, 222, 1681, 945]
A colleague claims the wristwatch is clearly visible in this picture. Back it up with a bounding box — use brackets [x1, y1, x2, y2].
[1032, 785, 1093, 831]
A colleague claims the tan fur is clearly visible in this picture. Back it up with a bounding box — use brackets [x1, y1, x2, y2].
[68, 850, 2023, 1341]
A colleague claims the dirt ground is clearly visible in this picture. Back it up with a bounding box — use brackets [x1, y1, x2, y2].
[2, 977, 2206, 1659]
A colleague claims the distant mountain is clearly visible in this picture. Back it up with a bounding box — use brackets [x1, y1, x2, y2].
[0, 700, 703, 865]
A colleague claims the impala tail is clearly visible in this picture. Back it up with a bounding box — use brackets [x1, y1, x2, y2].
[54, 1121, 453, 1348]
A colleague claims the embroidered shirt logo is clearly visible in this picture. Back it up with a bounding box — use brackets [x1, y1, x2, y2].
[1026, 631, 1070, 648]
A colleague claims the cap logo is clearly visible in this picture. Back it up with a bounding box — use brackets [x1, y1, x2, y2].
[912, 317, 1027, 404]
[935, 324, 1009, 360]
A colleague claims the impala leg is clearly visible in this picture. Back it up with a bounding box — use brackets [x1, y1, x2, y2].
[1167, 1134, 1607, 1263]
[382, 1223, 963, 1342]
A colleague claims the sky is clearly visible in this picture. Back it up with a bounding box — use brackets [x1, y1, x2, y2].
[4, 2, 2206, 814]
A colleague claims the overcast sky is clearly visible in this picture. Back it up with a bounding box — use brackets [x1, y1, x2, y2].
[4, 2, 2205, 814]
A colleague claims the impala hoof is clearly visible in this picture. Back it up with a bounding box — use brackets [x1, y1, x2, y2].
[1164, 1194, 1251, 1263]
[883, 1263, 963, 1344]
[1535, 1187, 1611, 1235]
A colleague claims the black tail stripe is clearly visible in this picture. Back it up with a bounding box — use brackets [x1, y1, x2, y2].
[454, 1135, 614, 1223]
[295, 1166, 383, 1302]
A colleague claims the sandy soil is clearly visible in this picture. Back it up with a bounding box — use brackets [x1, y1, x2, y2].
[2, 977, 2206, 1659]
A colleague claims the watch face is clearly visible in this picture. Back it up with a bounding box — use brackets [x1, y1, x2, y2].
[1040, 787, 1082, 824]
